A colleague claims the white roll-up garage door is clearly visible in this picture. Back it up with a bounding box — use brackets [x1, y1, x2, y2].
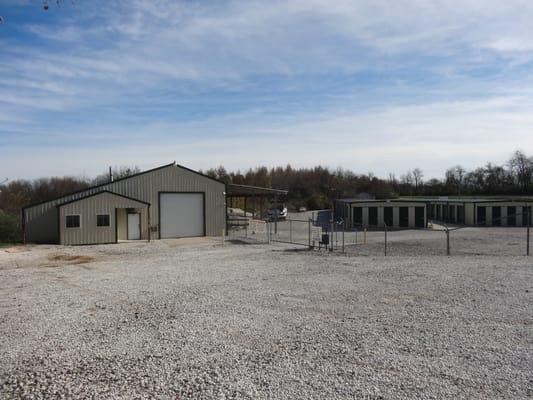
[160, 193, 204, 238]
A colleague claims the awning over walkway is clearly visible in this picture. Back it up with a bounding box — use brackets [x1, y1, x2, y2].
[226, 184, 287, 198]
[226, 184, 288, 222]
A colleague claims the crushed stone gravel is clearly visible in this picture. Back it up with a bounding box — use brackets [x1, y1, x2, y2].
[0, 238, 532, 399]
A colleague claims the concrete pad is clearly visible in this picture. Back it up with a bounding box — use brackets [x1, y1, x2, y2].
[162, 236, 223, 247]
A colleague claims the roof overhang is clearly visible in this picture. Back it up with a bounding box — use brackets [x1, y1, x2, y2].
[56, 190, 150, 208]
[226, 184, 288, 198]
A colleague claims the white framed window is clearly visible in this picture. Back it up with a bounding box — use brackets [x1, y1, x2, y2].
[96, 214, 110, 227]
[66, 215, 81, 228]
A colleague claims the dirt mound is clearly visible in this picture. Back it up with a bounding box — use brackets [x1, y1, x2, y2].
[2, 246, 27, 254]
[47, 254, 93, 264]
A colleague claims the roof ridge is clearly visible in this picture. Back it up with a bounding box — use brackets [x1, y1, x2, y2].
[56, 190, 151, 208]
[23, 162, 175, 210]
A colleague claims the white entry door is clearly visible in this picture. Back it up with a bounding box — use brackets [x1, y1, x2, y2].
[127, 213, 141, 240]
[160, 193, 204, 238]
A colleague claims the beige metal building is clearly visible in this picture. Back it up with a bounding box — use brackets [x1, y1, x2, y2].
[425, 198, 533, 226]
[23, 163, 226, 245]
[337, 196, 533, 229]
[337, 199, 428, 229]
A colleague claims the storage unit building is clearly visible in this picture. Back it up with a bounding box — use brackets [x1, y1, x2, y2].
[23, 163, 226, 245]
[423, 198, 533, 226]
[337, 199, 428, 229]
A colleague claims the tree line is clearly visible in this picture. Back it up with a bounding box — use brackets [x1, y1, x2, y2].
[202, 150, 533, 209]
[0, 166, 140, 242]
[1, 151, 532, 242]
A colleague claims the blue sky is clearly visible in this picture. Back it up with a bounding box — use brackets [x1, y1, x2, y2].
[1, 0, 533, 180]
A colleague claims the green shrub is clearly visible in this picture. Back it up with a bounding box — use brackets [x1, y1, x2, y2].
[306, 193, 331, 210]
[0, 210, 21, 243]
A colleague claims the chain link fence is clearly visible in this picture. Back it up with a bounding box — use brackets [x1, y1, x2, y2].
[227, 210, 531, 256]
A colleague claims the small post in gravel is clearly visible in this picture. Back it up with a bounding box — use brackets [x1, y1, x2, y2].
[308, 217, 312, 249]
[330, 212, 334, 252]
[335, 222, 339, 249]
[289, 219, 292, 243]
[527, 210, 530, 256]
[384, 223, 387, 256]
[527, 225, 530, 256]
[446, 228, 450, 256]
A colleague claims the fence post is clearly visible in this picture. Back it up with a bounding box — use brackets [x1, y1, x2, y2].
[527, 224, 530, 256]
[308, 218, 312, 249]
[446, 228, 450, 256]
[342, 227, 345, 253]
[289, 219, 292, 243]
[384, 223, 387, 256]
[363, 228, 367, 245]
[330, 219, 334, 252]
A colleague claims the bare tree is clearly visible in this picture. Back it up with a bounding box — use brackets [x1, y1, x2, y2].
[509, 150, 533, 192]
[445, 165, 466, 195]
[93, 166, 141, 185]
[400, 171, 414, 195]
[412, 168, 423, 194]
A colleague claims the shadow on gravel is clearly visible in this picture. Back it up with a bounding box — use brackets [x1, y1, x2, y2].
[273, 248, 313, 253]
[226, 239, 256, 245]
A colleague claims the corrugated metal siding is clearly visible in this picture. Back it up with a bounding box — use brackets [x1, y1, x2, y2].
[25, 165, 226, 243]
[347, 201, 427, 229]
[59, 192, 149, 245]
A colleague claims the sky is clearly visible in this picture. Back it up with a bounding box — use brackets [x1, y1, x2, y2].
[1, 0, 533, 180]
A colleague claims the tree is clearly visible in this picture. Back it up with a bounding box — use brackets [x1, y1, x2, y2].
[412, 168, 423, 194]
[508, 150, 533, 192]
[0, 210, 21, 243]
[445, 165, 465, 195]
[400, 171, 414, 195]
[93, 166, 141, 185]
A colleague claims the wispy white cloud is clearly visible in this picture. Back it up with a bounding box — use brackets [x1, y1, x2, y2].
[3, 94, 533, 179]
[2, 0, 533, 179]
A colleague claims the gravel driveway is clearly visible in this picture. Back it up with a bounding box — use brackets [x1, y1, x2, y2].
[1, 240, 532, 399]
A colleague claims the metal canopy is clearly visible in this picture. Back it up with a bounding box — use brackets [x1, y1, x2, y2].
[227, 184, 288, 198]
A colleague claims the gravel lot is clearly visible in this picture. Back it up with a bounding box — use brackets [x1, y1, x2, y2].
[0, 238, 532, 399]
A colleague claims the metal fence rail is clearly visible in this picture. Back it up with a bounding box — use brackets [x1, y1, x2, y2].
[226, 210, 531, 257]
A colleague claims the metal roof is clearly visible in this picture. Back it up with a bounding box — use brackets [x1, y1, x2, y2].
[23, 162, 225, 210]
[336, 198, 427, 204]
[227, 184, 288, 197]
[56, 190, 150, 208]
[400, 196, 533, 203]
[338, 196, 533, 204]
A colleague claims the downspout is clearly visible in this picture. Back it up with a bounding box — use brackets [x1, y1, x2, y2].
[225, 183, 228, 236]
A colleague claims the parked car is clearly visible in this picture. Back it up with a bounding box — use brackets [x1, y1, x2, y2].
[266, 205, 288, 221]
